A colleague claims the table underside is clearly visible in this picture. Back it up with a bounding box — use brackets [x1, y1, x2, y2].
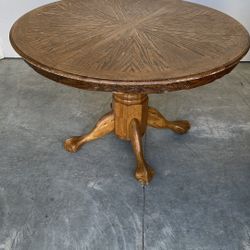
[64, 93, 190, 185]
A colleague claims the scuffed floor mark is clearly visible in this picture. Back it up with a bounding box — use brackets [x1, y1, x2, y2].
[164, 170, 171, 176]
[192, 117, 250, 139]
[162, 224, 175, 240]
[4, 224, 32, 250]
[154, 223, 176, 250]
[4, 230, 17, 250]
[87, 180, 104, 191]
[145, 211, 178, 250]
[242, 226, 250, 250]
[0, 187, 11, 248]
[2, 208, 35, 250]
[0, 188, 7, 228]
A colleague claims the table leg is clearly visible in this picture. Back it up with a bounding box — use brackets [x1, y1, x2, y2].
[64, 111, 114, 153]
[64, 93, 190, 185]
[129, 118, 154, 185]
[147, 106, 191, 134]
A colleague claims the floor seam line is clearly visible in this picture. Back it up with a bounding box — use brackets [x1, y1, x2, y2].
[142, 186, 145, 250]
[142, 131, 147, 250]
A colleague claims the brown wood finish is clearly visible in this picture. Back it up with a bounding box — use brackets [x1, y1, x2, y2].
[64, 111, 114, 153]
[148, 107, 190, 134]
[10, 0, 250, 93]
[113, 93, 148, 140]
[129, 119, 154, 185]
[9, 0, 250, 184]
[64, 93, 191, 184]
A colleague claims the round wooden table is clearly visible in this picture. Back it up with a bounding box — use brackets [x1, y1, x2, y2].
[10, 0, 250, 185]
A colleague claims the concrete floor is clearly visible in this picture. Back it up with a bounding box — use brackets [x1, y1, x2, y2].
[0, 59, 250, 250]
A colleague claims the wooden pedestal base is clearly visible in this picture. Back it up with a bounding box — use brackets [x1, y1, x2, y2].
[64, 93, 190, 185]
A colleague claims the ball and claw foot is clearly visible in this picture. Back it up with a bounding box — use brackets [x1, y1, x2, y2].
[135, 162, 155, 185]
[169, 120, 191, 134]
[64, 111, 114, 153]
[130, 118, 155, 185]
[64, 136, 85, 153]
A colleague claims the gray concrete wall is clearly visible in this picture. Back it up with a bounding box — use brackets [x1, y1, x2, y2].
[0, 45, 3, 59]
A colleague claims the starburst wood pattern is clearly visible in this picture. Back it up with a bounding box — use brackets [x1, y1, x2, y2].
[10, 0, 250, 93]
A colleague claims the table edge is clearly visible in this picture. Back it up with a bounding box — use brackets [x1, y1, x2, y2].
[9, 1, 250, 93]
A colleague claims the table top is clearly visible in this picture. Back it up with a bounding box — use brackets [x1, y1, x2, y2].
[10, 0, 250, 93]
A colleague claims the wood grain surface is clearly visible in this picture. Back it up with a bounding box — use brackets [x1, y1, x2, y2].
[10, 0, 250, 93]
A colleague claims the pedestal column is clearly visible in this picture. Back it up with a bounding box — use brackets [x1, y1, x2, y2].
[112, 93, 148, 140]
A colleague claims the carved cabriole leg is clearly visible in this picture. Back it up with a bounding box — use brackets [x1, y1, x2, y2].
[129, 119, 154, 185]
[64, 93, 190, 185]
[147, 107, 191, 134]
[64, 111, 114, 153]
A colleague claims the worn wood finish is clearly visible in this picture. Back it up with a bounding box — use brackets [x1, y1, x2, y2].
[113, 93, 148, 140]
[10, 0, 250, 93]
[129, 119, 154, 185]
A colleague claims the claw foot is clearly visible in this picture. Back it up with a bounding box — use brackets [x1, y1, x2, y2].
[171, 120, 191, 134]
[135, 162, 155, 185]
[64, 136, 83, 153]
